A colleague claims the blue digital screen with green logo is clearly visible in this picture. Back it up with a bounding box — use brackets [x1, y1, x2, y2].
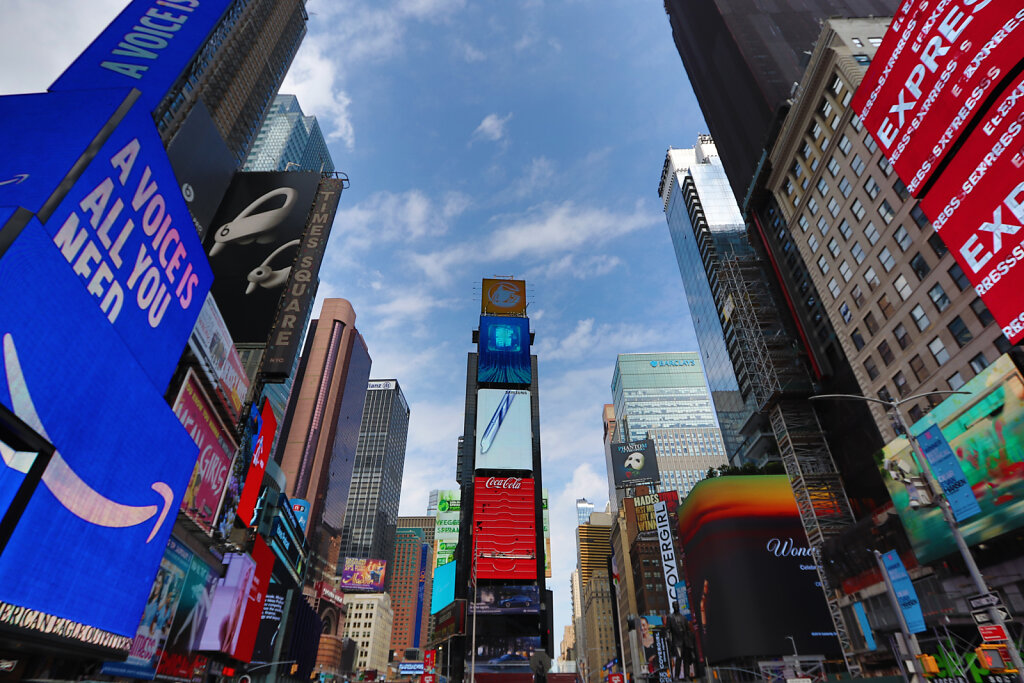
[478, 316, 530, 385]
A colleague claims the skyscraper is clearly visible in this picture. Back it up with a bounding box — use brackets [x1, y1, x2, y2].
[576, 498, 595, 526]
[244, 94, 335, 173]
[660, 139, 751, 460]
[609, 353, 728, 504]
[663, 0, 898, 202]
[388, 527, 433, 654]
[338, 380, 411, 583]
[575, 511, 615, 683]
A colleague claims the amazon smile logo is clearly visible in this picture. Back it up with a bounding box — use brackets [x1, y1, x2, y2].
[0, 333, 174, 542]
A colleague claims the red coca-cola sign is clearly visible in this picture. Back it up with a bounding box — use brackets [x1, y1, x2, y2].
[484, 477, 523, 489]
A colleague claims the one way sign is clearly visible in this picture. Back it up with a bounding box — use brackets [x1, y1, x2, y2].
[969, 592, 1003, 610]
[972, 607, 1012, 625]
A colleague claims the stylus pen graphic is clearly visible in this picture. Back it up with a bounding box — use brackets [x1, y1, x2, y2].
[480, 391, 515, 453]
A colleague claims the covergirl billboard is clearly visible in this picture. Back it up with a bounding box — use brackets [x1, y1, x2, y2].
[677, 476, 838, 663]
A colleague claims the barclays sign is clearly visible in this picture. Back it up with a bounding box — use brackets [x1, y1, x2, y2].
[649, 359, 696, 368]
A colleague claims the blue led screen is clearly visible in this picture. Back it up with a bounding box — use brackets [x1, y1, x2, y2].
[0, 218, 198, 637]
[430, 560, 456, 614]
[0, 90, 213, 390]
[478, 316, 530, 385]
[49, 0, 233, 114]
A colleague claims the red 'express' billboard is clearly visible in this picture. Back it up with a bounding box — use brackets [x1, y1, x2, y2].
[853, 1, 1024, 195]
[473, 477, 536, 579]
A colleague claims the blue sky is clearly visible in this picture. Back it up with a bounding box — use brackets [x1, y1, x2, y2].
[0, 0, 708, 653]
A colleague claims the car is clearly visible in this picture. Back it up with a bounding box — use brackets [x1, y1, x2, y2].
[489, 653, 529, 666]
[498, 594, 534, 608]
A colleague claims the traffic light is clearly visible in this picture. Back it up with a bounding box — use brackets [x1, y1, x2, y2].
[976, 645, 1019, 673]
[916, 654, 940, 676]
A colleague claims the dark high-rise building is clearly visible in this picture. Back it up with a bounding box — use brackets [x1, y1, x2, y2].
[664, 0, 897, 203]
[338, 380, 411, 582]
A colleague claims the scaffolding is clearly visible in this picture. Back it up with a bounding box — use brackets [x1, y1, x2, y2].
[717, 254, 780, 407]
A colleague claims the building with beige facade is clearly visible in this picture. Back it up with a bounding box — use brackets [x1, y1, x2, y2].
[342, 592, 394, 675]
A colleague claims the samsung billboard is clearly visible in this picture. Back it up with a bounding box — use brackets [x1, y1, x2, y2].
[475, 389, 532, 471]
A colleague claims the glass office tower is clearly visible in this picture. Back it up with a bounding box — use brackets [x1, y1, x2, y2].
[244, 94, 335, 173]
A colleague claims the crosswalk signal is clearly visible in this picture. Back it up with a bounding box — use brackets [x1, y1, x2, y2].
[916, 654, 940, 676]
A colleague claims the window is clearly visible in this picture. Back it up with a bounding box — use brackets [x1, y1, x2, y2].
[911, 304, 930, 331]
[851, 37, 864, 47]
[865, 221, 880, 244]
[927, 233, 948, 257]
[894, 225, 912, 251]
[854, 53, 871, 66]
[828, 157, 841, 176]
[894, 178, 910, 200]
[840, 302, 852, 323]
[820, 97, 834, 118]
[807, 197, 819, 215]
[948, 316, 973, 347]
[878, 154, 894, 176]
[928, 283, 950, 311]
[970, 352, 990, 374]
[840, 260, 854, 281]
[801, 142, 813, 159]
[817, 177, 829, 196]
[996, 335, 1013, 354]
[838, 176, 852, 197]
[948, 372, 965, 390]
[792, 161, 804, 179]
[851, 154, 867, 176]
[831, 74, 844, 94]
[852, 242, 866, 263]
[864, 134, 879, 154]
[864, 312, 879, 334]
[909, 354, 928, 382]
[869, 36, 884, 46]
[865, 266, 880, 290]
[878, 386, 894, 402]
[817, 255, 830, 275]
[839, 219, 853, 240]
[818, 216, 831, 235]
[878, 294, 895, 319]
[828, 278, 841, 298]
[908, 405, 925, 422]
[911, 204, 930, 230]
[864, 176, 881, 199]
[864, 357, 880, 380]
[798, 215, 809, 232]
[894, 323, 910, 349]
[784, 179, 795, 195]
[928, 337, 950, 364]
[893, 371, 910, 397]
[949, 263, 970, 291]
[827, 238, 841, 257]
[810, 121, 823, 140]
[808, 234, 819, 252]
[878, 340, 895, 365]
[852, 327, 866, 350]
[894, 274, 913, 300]
[907, 252, 930, 280]
[839, 134, 853, 155]
[827, 197, 841, 216]
[879, 199, 896, 224]
[851, 284, 865, 307]
[879, 247, 896, 271]
[851, 113, 864, 132]
[971, 298, 995, 326]
[851, 199, 866, 221]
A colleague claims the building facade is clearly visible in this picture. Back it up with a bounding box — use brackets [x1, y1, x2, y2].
[244, 94, 335, 173]
[609, 353, 728, 502]
[339, 380, 411, 582]
[663, 0, 898, 203]
[581, 567, 617, 683]
[388, 527, 433, 654]
[343, 593, 394, 675]
[576, 498, 595, 526]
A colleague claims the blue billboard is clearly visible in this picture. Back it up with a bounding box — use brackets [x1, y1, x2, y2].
[0, 90, 213, 390]
[0, 217, 198, 637]
[478, 316, 531, 385]
[49, 0, 233, 113]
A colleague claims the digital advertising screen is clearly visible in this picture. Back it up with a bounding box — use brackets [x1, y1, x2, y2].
[478, 316, 531, 385]
[197, 553, 256, 657]
[235, 536, 276, 663]
[852, 1, 1024, 195]
[481, 278, 527, 316]
[610, 440, 660, 488]
[341, 558, 388, 592]
[876, 354, 1024, 563]
[430, 560, 456, 614]
[0, 217, 198, 638]
[156, 553, 218, 681]
[473, 477, 537, 580]
[475, 389, 532, 471]
[188, 293, 249, 422]
[466, 635, 541, 673]
[172, 369, 237, 534]
[0, 89, 213, 390]
[677, 476, 839, 663]
[473, 585, 541, 615]
[49, 0, 233, 113]
[237, 398, 277, 526]
[434, 489, 461, 568]
[250, 583, 287, 664]
[204, 172, 322, 344]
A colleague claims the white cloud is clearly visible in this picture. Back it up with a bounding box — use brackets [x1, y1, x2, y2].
[472, 112, 513, 144]
[527, 253, 622, 281]
[512, 157, 557, 198]
[460, 42, 487, 63]
[536, 318, 688, 362]
[282, 34, 355, 148]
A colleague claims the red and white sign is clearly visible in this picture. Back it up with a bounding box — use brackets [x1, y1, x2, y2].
[609, 674, 625, 683]
[853, 1, 1024, 195]
[979, 623, 1009, 642]
[919, 72, 1024, 343]
[473, 477, 536, 580]
[317, 581, 345, 609]
[424, 649, 436, 672]
[172, 369, 237, 534]
[422, 674, 437, 683]
[237, 398, 277, 526]
[235, 535, 275, 663]
[484, 477, 523, 489]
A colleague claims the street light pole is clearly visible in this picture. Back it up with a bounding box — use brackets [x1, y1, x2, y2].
[812, 392, 1024, 680]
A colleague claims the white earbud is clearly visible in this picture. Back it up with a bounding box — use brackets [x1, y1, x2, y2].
[245, 239, 301, 294]
[209, 187, 299, 257]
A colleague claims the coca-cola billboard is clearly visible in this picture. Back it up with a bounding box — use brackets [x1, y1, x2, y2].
[472, 477, 537, 580]
[172, 369, 237, 534]
[853, 1, 1024, 195]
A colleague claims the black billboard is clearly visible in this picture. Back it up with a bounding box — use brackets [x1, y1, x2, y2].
[610, 440, 660, 488]
[678, 476, 839, 663]
[251, 584, 288, 663]
[204, 171, 321, 346]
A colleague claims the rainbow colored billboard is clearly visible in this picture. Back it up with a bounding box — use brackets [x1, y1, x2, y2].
[341, 558, 387, 592]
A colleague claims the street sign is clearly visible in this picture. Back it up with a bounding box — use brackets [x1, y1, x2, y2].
[969, 592, 1003, 610]
[979, 624, 1010, 642]
[973, 608, 1012, 625]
